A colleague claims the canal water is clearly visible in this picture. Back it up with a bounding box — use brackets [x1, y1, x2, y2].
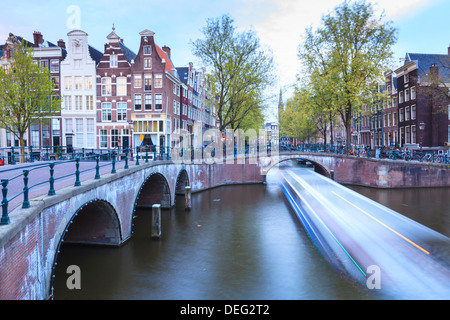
[52, 163, 449, 300]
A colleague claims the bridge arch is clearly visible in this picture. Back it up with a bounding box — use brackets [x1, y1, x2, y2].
[175, 169, 190, 196]
[262, 155, 332, 178]
[49, 199, 122, 298]
[135, 172, 172, 209]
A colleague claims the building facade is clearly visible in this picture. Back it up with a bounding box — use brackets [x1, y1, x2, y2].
[95, 27, 135, 151]
[0, 31, 66, 150]
[60, 29, 102, 150]
[395, 48, 450, 150]
[129, 29, 181, 152]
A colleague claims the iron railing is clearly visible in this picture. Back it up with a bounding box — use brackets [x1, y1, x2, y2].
[1, 143, 448, 225]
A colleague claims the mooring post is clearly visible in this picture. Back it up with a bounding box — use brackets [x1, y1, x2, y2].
[184, 186, 191, 211]
[152, 204, 161, 240]
[330, 170, 335, 180]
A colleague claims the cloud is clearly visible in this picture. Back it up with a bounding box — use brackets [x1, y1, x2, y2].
[375, 0, 439, 21]
[249, 0, 439, 99]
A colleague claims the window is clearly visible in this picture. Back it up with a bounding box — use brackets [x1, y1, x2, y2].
[144, 94, 152, 110]
[40, 60, 48, 69]
[102, 102, 112, 121]
[85, 76, 93, 90]
[405, 88, 410, 102]
[411, 86, 416, 100]
[405, 126, 410, 144]
[399, 108, 404, 122]
[86, 96, 94, 111]
[74, 59, 81, 69]
[73, 40, 81, 54]
[76, 119, 83, 147]
[111, 129, 119, 148]
[155, 74, 162, 88]
[86, 119, 95, 148]
[75, 76, 82, 90]
[411, 125, 416, 144]
[101, 77, 112, 96]
[404, 73, 409, 83]
[65, 77, 72, 90]
[50, 59, 59, 73]
[400, 127, 405, 145]
[143, 45, 151, 55]
[117, 77, 127, 96]
[65, 119, 73, 134]
[75, 95, 83, 111]
[31, 122, 40, 147]
[411, 105, 416, 120]
[52, 76, 59, 89]
[399, 91, 404, 104]
[144, 74, 152, 91]
[448, 126, 450, 144]
[134, 94, 142, 110]
[405, 106, 410, 121]
[393, 112, 397, 126]
[117, 102, 127, 121]
[100, 129, 108, 148]
[144, 58, 152, 69]
[134, 74, 142, 88]
[155, 94, 162, 110]
[76, 118, 83, 131]
[52, 118, 60, 138]
[110, 54, 118, 68]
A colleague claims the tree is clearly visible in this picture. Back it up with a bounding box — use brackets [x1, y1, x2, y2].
[298, 0, 397, 147]
[0, 40, 61, 159]
[279, 91, 317, 142]
[192, 14, 275, 132]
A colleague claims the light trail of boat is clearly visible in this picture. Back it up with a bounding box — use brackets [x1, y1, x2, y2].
[279, 162, 450, 299]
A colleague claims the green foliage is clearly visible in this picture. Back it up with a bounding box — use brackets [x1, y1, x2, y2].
[192, 14, 275, 131]
[0, 40, 61, 146]
[279, 91, 317, 141]
[297, 0, 397, 146]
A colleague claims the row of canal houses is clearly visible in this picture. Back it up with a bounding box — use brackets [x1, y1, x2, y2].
[0, 27, 216, 153]
[352, 46, 450, 151]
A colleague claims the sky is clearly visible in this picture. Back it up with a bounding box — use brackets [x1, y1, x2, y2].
[1, 0, 450, 121]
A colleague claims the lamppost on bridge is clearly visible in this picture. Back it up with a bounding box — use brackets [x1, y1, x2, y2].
[419, 121, 426, 154]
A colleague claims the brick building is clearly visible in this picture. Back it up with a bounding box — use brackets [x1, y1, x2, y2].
[395, 48, 450, 150]
[0, 31, 66, 149]
[96, 26, 136, 150]
[383, 70, 399, 148]
[129, 29, 181, 152]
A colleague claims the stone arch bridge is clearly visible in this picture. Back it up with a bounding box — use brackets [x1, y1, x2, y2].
[0, 152, 449, 299]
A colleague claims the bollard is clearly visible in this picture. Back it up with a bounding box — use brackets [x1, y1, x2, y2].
[184, 186, 192, 211]
[152, 204, 161, 240]
[1, 179, 10, 225]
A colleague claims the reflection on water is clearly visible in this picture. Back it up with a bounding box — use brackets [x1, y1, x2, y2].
[53, 168, 449, 300]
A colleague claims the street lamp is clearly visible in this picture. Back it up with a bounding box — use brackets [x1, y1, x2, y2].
[419, 121, 426, 155]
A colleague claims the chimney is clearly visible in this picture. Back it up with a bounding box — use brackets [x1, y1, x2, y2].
[448, 45, 450, 56]
[57, 39, 66, 49]
[430, 64, 439, 79]
[33, 31, 43, 47]
[162, 45, 171, 59]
